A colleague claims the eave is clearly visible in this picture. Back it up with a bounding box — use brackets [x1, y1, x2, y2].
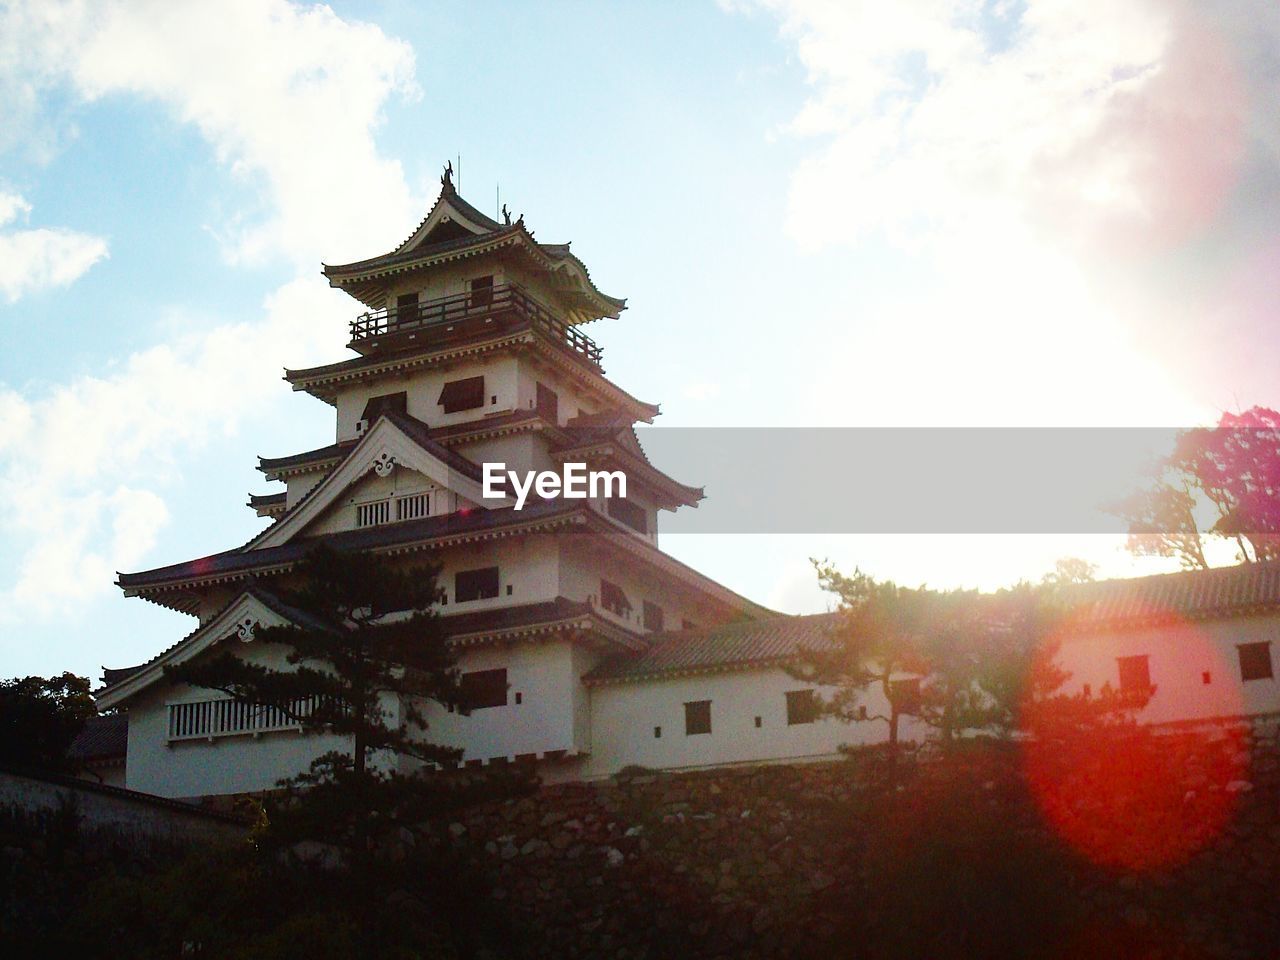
[283, 332, 660, 423]
[323, 227, 625, 323]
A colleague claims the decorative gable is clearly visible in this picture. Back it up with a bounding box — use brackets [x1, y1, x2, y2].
[247, 414, 510, 551]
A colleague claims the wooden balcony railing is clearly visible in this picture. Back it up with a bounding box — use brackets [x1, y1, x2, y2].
[349, 282, 603, 366]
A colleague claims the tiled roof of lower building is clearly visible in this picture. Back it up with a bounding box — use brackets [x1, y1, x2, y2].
[587, 561, 1280, 685]
[586, 613, 842, 685]
[1068, 559, 1280, 627]
[67, 713, 128, 761]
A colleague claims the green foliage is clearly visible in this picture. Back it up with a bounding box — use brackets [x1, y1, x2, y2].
[793, 563, 1069, 748]
[164, 544, 534, 863]
[167, 544, 463, 774]
[0, 672, 96, 772]
[1113, 405, 1280, 568]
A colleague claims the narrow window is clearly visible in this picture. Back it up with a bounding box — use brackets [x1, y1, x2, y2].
[600, 579, 631, 617]
[536, 382, 559, 423]
[361, 391, 407, 422]
[608, 498, 647, 534]
[642, 601, 664, 633]
[461, 669, 507, 710]
[438, 376, 485, 414]
[356, 498, 391, 528]
[395, 292, 419, 326]
[1117, 654, 1152, 694]
[684, 700, 711, 736]
[396, 492, 429, 521]
[754, 716, 762, 728]
[455, 567, 500, 602]
[1202, 671, 1212, 685]
[1238, 642, 1274, 682]
[786, 689, 818, 725]
[469, 275, 494, 308]
[653, 726, 662, 739]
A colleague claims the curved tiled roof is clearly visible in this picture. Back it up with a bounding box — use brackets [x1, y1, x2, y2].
[67, 714, 128, 761]
[586, 613, 841, 685]
[586, 560, 1280, 686]
[117, 500, 584, 592]
[1067, 559, 1280, 627]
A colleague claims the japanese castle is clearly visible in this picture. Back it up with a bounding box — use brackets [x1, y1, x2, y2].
[97, 171, 1280, 800]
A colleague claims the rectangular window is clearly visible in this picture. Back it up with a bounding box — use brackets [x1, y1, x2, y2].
[684, 700, 711, 736]
[461, 669, 507, 710]
[469, 275, 494, 308]
[600, 579, 631, 617]
[355, 499, 391, 528]
[642, 601, 664, 632]
[396, 493, 429, 521]
[394, 292, 419, 326]
[536, 382, 559, 423]
[438, 376, 485, 414]
[360, 391, 407, 422]
[1117, 654, 1151, 694]
[786, 689, 818, 725]
[608, 498, 647, 534]
[455, 567, 500, 602]
[1238, 642, 1274, 682]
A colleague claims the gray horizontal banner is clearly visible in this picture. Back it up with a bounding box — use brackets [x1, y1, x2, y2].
[621, 428, 1184, 534]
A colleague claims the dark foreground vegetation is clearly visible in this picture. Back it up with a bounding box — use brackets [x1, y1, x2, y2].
[4, 725, 1279, 960]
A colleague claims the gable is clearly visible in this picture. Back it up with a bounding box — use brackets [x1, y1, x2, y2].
[96, 589, 317, 709]
[247, 414, 510, 551]
[394, 189, 503, 256]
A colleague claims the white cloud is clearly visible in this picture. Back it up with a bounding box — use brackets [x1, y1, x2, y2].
[0, 278, 350, 616]
[0, 191, 107, 302]
[0, 1, 424, 616]
[1, 0, 420, 267]
[733, 0, 1280, 427]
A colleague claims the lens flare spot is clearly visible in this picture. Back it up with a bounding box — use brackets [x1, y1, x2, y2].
[1022, 608, 1248, 872]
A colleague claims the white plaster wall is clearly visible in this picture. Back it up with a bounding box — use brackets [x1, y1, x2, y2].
[1056, 615, 1280, 724]
[285, 471, 326, 510]
[386, 262, 508, 305]
[557, 545, 726, 635]
[438, 535, 559, 609]
[581, 667, 925, 779]
[457, 432, 555, 480]
[305, 468, 454, 537]
[333, 356, 519, 440]
[419, 640, 587, 761]
[124, 639, 352, 801]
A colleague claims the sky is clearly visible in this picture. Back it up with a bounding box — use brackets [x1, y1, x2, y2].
[1, 0, 1279, 681]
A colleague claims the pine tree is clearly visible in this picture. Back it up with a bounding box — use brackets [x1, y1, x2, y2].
[165, 544, 527, 861]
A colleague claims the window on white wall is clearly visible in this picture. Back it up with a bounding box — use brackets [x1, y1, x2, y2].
[1238, 643, 1274, 681]
[786, 690, 818, 725]
[355, 499, 391, 528]
[600, 579, 631, 617]
[438, 376, 485, 413]
[456, 567, 500, 602]
[685, 700, 711, 735]
[1117, 654, 1152, 694]
[461, 669, 507, 710]
[642, 601, 664, 632]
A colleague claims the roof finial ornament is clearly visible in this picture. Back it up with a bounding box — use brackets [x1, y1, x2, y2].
[516, 212, 525, 229]
[502, 203, 511, 226]
[441, 160, 454, 190]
